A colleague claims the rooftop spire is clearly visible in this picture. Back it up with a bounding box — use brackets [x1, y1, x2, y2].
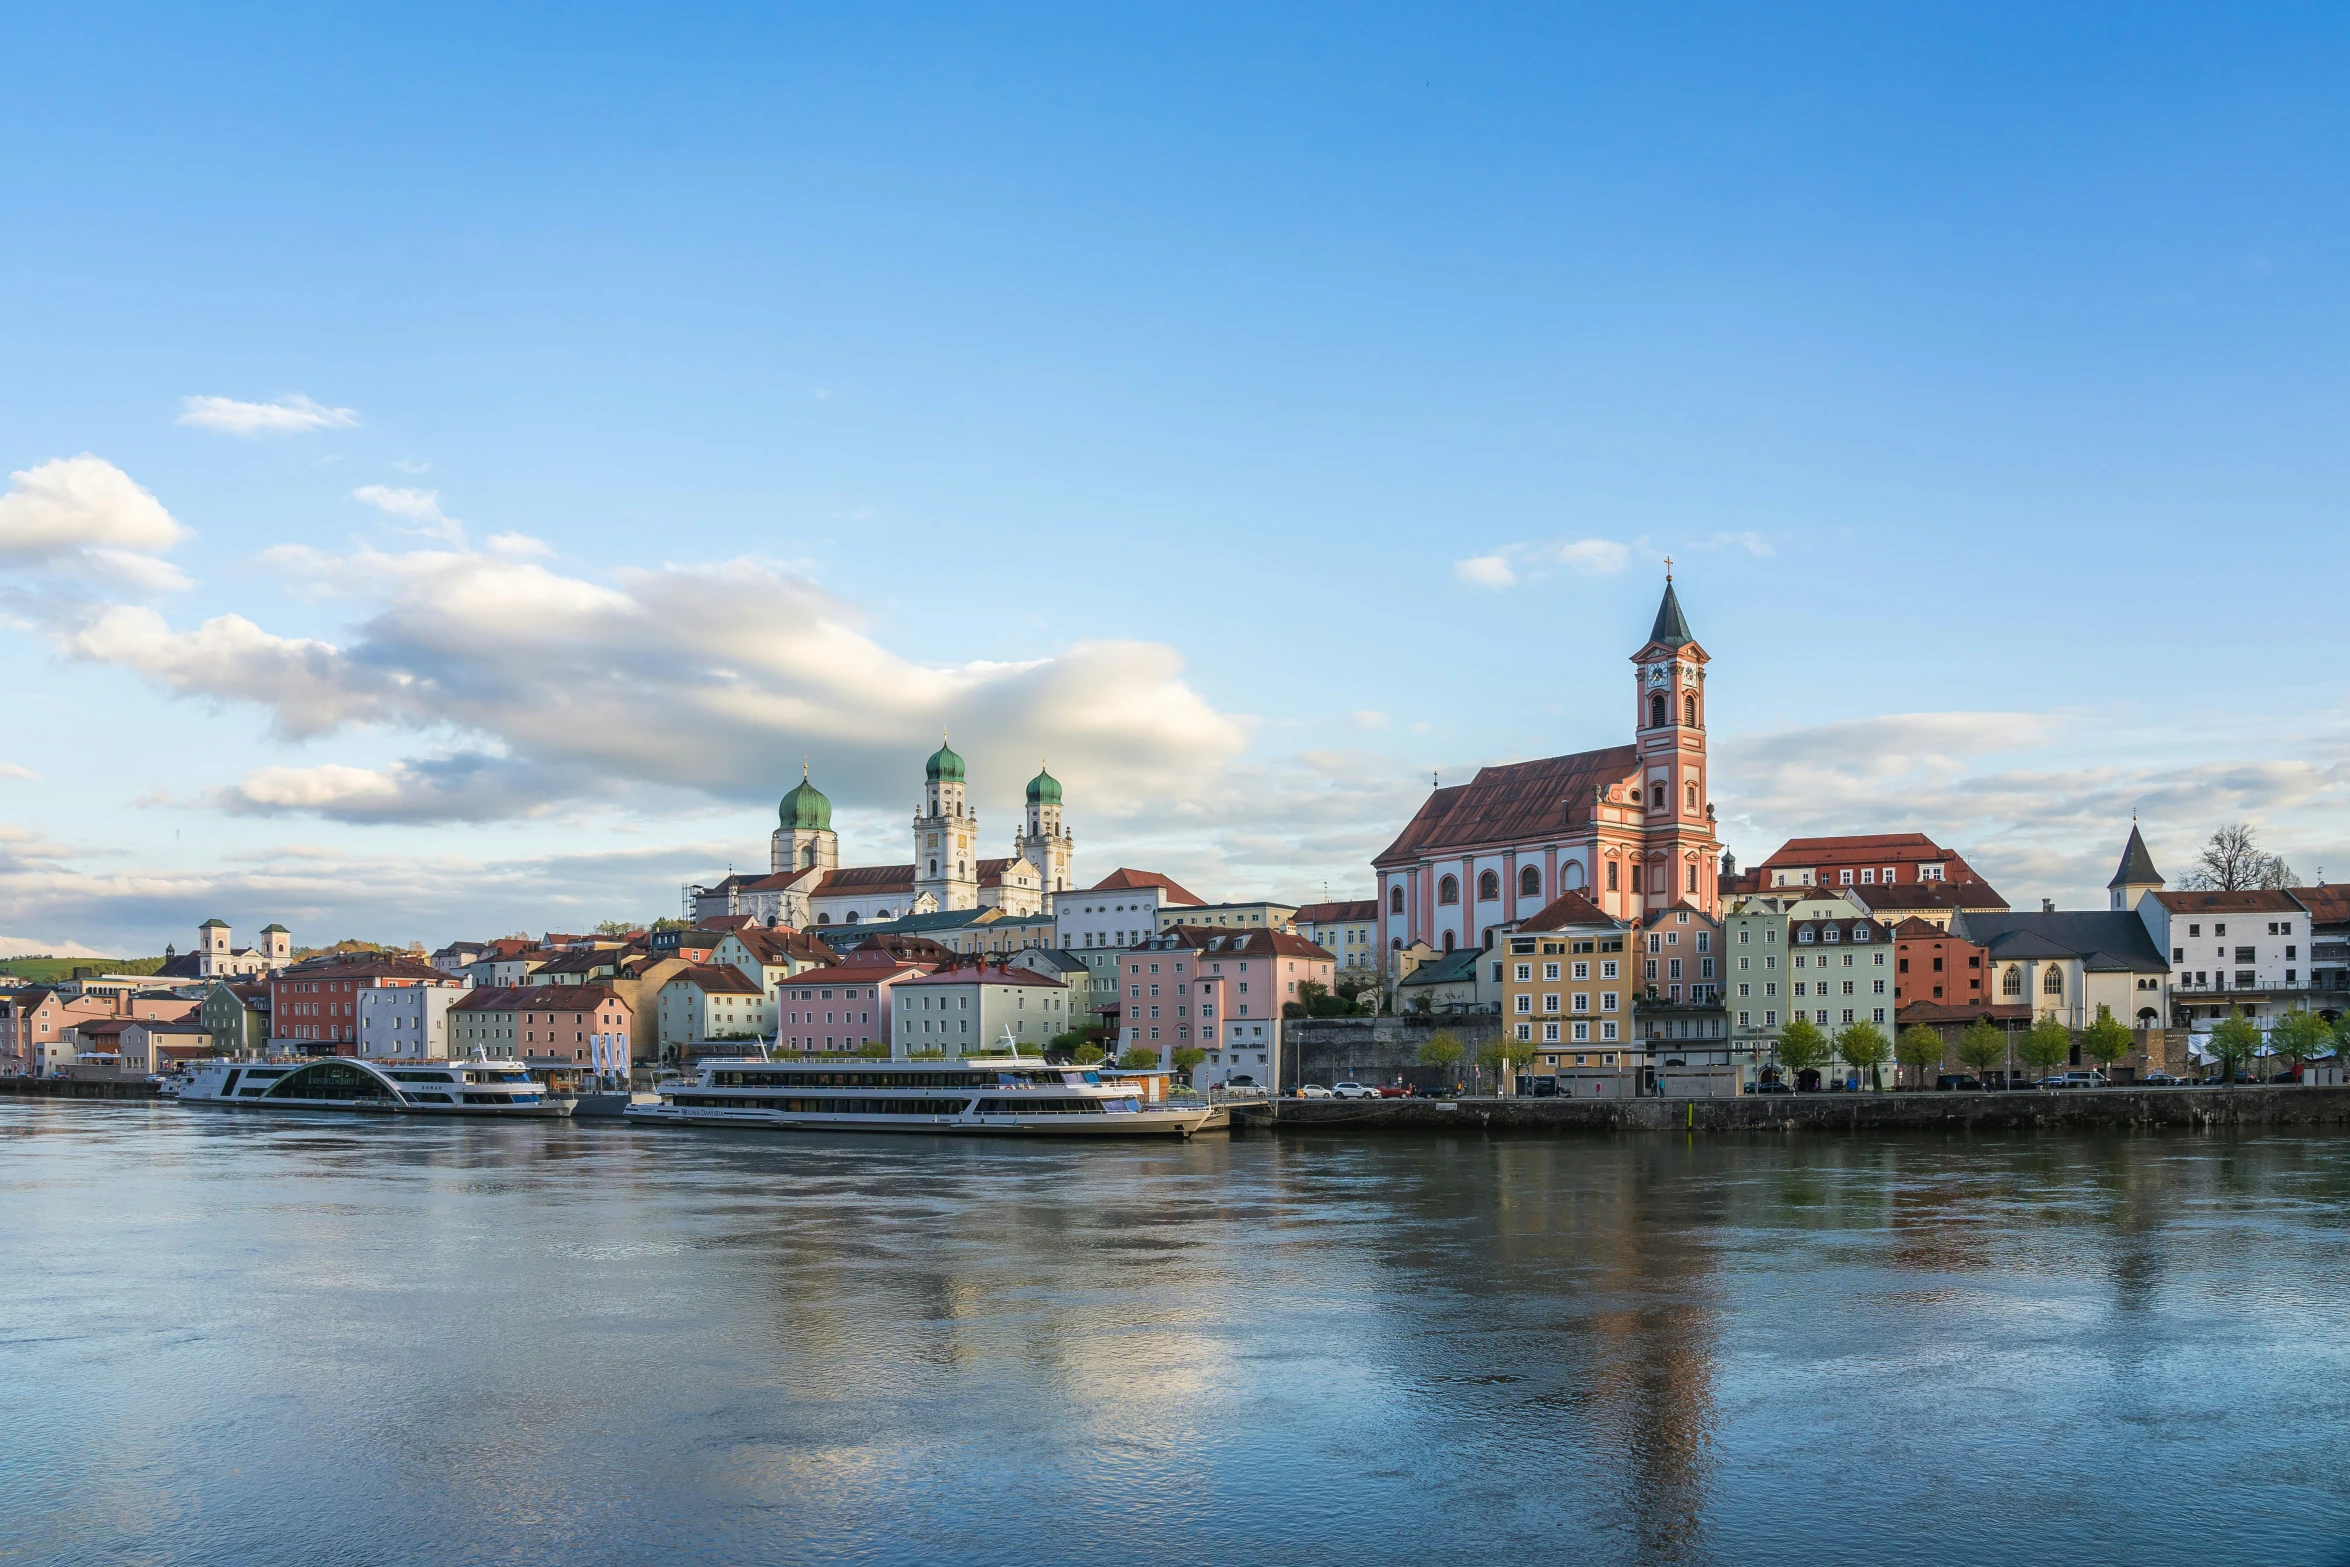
[2108, 823, 2163, 890]
[1649, 571, 1693, 649]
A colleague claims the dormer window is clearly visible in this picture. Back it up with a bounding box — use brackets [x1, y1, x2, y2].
[1823, 926, 1841, 943]
[1853, 925, 1870, 943]
[1798, 927, 1816, 944]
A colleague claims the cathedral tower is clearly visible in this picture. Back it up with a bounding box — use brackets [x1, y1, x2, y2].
[771, 765, 840, 877]
[1019, 762, 1075, 896]
[913, 734, 980, 910]
[1630, 569, 1720, 915]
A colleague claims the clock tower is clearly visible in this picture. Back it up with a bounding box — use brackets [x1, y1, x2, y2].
[1630, 566, 1721, 915]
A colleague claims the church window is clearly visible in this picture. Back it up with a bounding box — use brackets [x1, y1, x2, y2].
[1606, 861, 1619, 893]
[929, 859, 938, 875]
[1684, 693, 1697, 726]
[1437, 875, 1459, 906]
[1477, 870, 1500, 901]
[2042, 967, 2065, 996]
[1685, 782, 1698, 811]
[1442, 930, 1456, 952]
[1650, 783, 1665, 809]
[1389, 886, 1404, 915]
[1650, 694, 1666, 728]
[2002, 966, 2022, 996]
[1630, 865, 1643, 894]
[1686, 865, 1698, 893]
[1519, 866, 1541, 897]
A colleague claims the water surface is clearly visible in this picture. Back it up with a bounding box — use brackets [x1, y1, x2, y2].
[5, 1103, 2347, 1565]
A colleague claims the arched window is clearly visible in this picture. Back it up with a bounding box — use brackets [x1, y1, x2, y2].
[2001, 966, 2022, 996]
[1650, 693, 1667, 728]
[1519, 865, 1541, 898]
[1391, 937, 1403, 951]
[1437, 874, 1460, 906]
[1564, 861, 1586, 890]
[1651, 783, 1665, 809]
[1389, 885, 1404, 915]
[1477, 870, 1500, 901]
[801, 844, 818, 869]
[845, 912, 860, 925]
[817, 913, 832, 926]
[929, 859, 938, 875]
[1684, 693, 1698, 726]
[1606, 861, 1619, 892]
[1685, 782, 1698, 811]
[2042, 966, 2065, 996]
[1442, 930, 1456, 952]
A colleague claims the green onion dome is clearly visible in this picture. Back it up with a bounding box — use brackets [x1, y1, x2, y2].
[779, 766, 832, 831]
[926, 734, 966, 783]
[1025, 762, 1061, 806]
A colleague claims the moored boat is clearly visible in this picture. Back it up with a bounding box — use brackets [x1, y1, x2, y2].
[178, 1055, 573, 1117]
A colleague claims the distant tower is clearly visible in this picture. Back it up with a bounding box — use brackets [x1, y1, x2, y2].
[913, 733, 979, 910]
[1629, 566, 1720, 916]
[770, 765, 840, 877]
[198, 918, 231, 958]
[1020, 761, 1075, 896]
[259, 924, 292, 967]
[2109, 822, 2165, 911]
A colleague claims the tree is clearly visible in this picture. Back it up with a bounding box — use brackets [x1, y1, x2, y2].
[1118, 1046, 1161, 1070]
[1895, 1024, 1946, 1089]
[1072, 1043, 1106, 1066]
[2017, 1017, 2072, 1080]
[593, 919, 639, 937]
[2079, 1008, 2133, 1078]
[1418, 1032, 1464, 1075]
[1955, 1019, 2006, 1081]
[1775, 1016, 1831, 1082]
[1171, 1046, 1206, 1082]
[1475, 1037, 1515, 1093]
[2181, 822, 2297, 892]
[855, 1040, 891, 1059]
[1835, 1021, 1891, 1090]
[2270, 1009, 2332, 1074]
[2207, 1015, 2262, 1083]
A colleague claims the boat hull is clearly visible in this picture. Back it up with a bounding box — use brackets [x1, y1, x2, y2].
[624, 1102, 1224, 1138]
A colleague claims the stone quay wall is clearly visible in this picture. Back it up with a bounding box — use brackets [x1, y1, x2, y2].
[1233, 1083, 2350, 1135]
[1283, 1015, 1506, 1094]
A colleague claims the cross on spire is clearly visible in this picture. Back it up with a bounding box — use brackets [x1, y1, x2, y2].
[1663, 554, 1674, 580]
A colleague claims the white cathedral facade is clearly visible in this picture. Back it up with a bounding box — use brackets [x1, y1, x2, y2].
[690, 738, 1077, 931]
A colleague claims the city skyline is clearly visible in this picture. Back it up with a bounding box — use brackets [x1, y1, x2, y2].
[4, 6, 2348, 952]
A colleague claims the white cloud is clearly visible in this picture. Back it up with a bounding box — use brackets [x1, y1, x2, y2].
[47, 533, 1249, 825]
[0, 763, 40, 781]
[0, 457, 191, 591]
[353, 485, 465, 544]
[1349, 709, 1391, 731]
[1454, 536, 1631, 590]
[177, 394, 360, 437]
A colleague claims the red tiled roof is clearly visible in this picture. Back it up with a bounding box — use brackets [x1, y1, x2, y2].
[1850, 880, 2009, 913]
[1088, 868, 1204, 904]
[2151, 889, 2304, 913]
[1295, 900, 1379, 924]
[725, 927, 836, 966]
[781, 961, 928, 986]
[1373, 746, 1642, 866]
[1517, 890, 1617, 932]
[660, 965, 763, 996]
[274, 956, 452, 983]
[2291, 886, 2350, 925]
[813, 865, 916, 895]
[1756, 834, 1984, 881]
[1161, 926, 1334, 961]
[453, 985, 626, 1013]
[898, 962, 1068, 990]
[1891, 917, 1975, 942]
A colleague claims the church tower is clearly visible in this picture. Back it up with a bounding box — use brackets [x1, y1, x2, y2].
[770, 765, 840, 877]
[1019, 762, 1075, 897]
[913, 734, 980, 910]
[1630, 568, 1721, 915]
[2109, 822, 2164, 911]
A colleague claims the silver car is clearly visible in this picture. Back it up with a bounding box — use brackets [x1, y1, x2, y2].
[1331, 1081, 1377, 1099]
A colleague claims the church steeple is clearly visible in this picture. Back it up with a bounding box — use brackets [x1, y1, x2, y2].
[1649, 564, 1694, 648]
[2109, 821, 2164, 911]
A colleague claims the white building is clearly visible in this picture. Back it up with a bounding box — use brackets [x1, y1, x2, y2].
[1054, 869, 1205, 952]
[892, 963, 1070, 1056]
[2141, 886, 2307, 1026]
[356, 983, 460, 1060]
[654, 966, 765, 1055]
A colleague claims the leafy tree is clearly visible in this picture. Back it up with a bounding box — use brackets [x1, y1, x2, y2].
[593, 919, 639, 937]
[1955, 1019, 2006, 1080]
[1775, 1016, 1831, 1081]
[2079, 1008, 2133, 1077]
[1046, 1029, 1091, 1054]
[854, 1040, 891, 1059]
[1072, 1043, 1107, 1066]
[1835, 1021, 1891, 1090]
[1171, 1046, 1206, 1081]
[649, 917, 690, 932]
[1895, 1024, 1946, 1089]
[2017, 1017, 2072, 1079]
[2270, 1009, 2332, 1073]
[1475, 1037, 1514, 1091]
[2181, 823, 2297, 892]
[1118, 1046, 1161, 1070]
[1418, 1032, 1464, 1072]
[2207, 1015, 2262, 1082]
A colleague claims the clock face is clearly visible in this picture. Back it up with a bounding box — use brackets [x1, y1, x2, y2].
[1647, 665, 1668, 686]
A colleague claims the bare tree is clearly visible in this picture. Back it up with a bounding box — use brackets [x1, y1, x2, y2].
[2182, 822, 2297, 891]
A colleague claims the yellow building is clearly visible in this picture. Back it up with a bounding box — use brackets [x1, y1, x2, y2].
[1501, 891, 1633, 1076]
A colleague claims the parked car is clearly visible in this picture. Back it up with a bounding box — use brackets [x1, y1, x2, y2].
[1530, 1078, 1560, 1098]
[1330, 1082, 1376, 1099]
[1935, 1074, 1985, 1092]
[2040, 1072, 2109, 1090]
[1376, 1084, 1415, 1099]
[1296, 1084, 1333, 1099]
[2139, 1071, 2183, 1087]
[1753, 1081, 1794, 1096]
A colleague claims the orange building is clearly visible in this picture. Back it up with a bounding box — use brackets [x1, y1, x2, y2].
[1891, 917, 1989, 1011]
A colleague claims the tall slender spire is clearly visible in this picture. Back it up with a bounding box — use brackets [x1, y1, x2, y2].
[1649, 570, 1693, 648]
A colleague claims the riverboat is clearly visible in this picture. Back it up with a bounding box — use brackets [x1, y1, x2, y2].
[177, 1056, 573, 1117]
[624, 1050, 1225, 1138]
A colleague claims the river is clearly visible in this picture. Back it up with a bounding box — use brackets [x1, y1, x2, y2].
[4, 1103, 2347, 1565]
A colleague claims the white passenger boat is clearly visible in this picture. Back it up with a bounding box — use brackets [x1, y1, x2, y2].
[625, 1042, 1225, 1138]
[177, 1055, 573, 1117]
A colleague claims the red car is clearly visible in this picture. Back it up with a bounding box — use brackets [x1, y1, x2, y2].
[1376, 1084, 1415, 1099]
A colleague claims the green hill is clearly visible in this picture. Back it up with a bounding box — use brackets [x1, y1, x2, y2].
[0, 955, 167, 984]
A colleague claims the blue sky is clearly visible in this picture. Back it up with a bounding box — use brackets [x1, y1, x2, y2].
[2, 4, 2346, 952]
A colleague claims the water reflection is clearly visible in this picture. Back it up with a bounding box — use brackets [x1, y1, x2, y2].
[4, 1106, 2350, 1566]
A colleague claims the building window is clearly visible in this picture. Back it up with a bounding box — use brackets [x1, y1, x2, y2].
[1437, 875, 1459, 906]
[2043, 967, 2064, 996]
[1478, 870, 1500, 901]
[1389, 885, 1404, 915]
[1519, 865, 1541, 898]
[1650, 693, 1667, 727]
[1607, 861, 1619, 892]
[1684, 694, 1698, 727]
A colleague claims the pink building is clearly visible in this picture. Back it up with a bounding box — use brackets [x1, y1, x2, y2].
[776, 955, 930, 1053]
[1121, 926, 1336, 1091]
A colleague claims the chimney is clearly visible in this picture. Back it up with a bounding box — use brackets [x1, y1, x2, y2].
[2041, 898, 2055, 914]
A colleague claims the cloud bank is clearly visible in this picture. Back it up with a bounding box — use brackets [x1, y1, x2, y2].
[177, 394, 360, 436]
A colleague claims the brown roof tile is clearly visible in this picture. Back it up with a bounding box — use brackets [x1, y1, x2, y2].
[1087, 867, 1205, 904]
[1517, 890, 1618, 932]
[1295, 900, 1380, 924]
[1374, 746, 1641, 866]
